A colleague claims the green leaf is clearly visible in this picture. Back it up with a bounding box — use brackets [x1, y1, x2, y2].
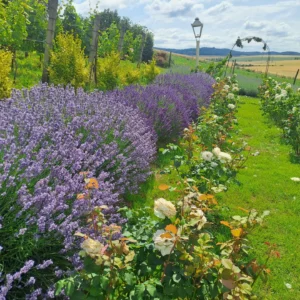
[65, 279, 75, 295]
[221, 258, 233, 269]
[55, 280, 66, 296]
[135, 284, 145, 298]
[100, 276, 109, 289]
[146, 284, 157, 296]
[124, 272, 135, 285]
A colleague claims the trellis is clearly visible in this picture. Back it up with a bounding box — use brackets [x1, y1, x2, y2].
[225, 36, 271, 77]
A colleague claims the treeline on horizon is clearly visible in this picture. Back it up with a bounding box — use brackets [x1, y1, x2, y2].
[155, 47, 300, 57]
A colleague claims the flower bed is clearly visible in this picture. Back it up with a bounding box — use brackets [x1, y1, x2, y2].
[0, 84, 156, 298]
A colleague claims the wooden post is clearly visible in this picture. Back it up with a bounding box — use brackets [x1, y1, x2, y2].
[88, 14, 101, 83]
[293, 69, 299, 85]
[169, 51, 172, 68]
[137, 32, 146, 68]
[232, 60, 237, 75]
[42, 0, 58, 83]
[118, 27, 125, 55]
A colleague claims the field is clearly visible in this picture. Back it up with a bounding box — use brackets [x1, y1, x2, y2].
[233, 58, 300, 79]
[167, 53, 300, 97]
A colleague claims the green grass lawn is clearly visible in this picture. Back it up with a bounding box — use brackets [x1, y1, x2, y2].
[218, 96, 300, 299]
[127, 96, 300, 299]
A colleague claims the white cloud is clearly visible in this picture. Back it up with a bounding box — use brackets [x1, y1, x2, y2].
[206, 1, 233, 16]
[145, 0, 204, 20]
[73, 0, 300, 52]
[74, 0, 137, 16]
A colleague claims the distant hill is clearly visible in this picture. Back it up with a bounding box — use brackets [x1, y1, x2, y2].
[154, 47, 300, 57]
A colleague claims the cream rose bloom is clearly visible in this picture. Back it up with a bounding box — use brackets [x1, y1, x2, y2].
[228, 103, 235, 109]
[154, 198, 176, 219]
[227, 93, 235, 100]
[218, 152, 232, 162]
[81, 238, 104, 258]
[212, 147, 221, 157]
[153, 230, 175, 256]
[201, 151, 213, 161]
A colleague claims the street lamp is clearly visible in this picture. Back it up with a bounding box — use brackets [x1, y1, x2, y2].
[191, 17, 203, 68]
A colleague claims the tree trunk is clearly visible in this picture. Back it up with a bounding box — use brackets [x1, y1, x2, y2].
[137, 32, 146, 68]
[118, 27, 125, 57]
[89, 14, 101, 83]
[42, 0, 58, 83]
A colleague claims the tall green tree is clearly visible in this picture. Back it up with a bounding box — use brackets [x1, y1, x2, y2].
[99, 9, 120, 31]
[142, 33, 154, 62]
[0, 0, 31, 50]
[24, 0, 48, 53]
[61, 0, 83, 38]
[98, 22, 120, 57]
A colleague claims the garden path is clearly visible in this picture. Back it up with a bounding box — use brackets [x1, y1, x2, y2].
[218, 96, 300, 300]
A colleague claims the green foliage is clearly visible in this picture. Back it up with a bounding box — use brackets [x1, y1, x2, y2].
[259, 78, 300, 155]
[131, 35, 142, 62]
[122, 30, 134, 61]
[0, 0, 31, 50]
[119, 61, 141, 86]
[61, 0, 83, 38]
[96, 52, 120, 91]
[140, 59, 160, 84]
[23, 0, 47, 53]
[0, 49, 12, 99]
[99, 9, 120, 31]
[142, 33, 154, 63]
[49, 33, 89, 89]
[98, 23, 120, 57]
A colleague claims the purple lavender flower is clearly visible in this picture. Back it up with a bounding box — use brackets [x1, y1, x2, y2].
[25, 277, 36, 286]
[36, 260, 53, 270]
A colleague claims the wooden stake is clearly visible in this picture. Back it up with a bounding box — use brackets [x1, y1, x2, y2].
[88, 14, 101, 83]
[137, 32, 146, 68]
[42, 0, 58, 83]
[118, 27, 125, 55]
[293, 69, 299, 85]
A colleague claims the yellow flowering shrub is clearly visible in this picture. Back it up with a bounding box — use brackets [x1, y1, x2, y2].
[0, 50, 12, 99]
[141, 58, 160, 84]
[118, 60, 141, 86]
[96, 52, 120, 91]
[49, 33, 89, 89]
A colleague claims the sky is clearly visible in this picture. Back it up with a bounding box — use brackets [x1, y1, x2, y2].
[73, 0, 300, 52]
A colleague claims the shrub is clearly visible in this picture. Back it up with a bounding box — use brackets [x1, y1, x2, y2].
[49, 33, 89, 89]
[141, 59, 161, 84]
[259, 78, 300, 155]
[56, 182, 271, 299]
[155, 51, 169, 68]
[0, 84, 156, 298]
[0, 49, 12, 99]
[96, 52, 120, 91]
[109, 73, 215, 141]
[155, 72, 215, 109]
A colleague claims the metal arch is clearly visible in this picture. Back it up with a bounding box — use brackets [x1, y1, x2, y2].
[224, 36, 271, 77]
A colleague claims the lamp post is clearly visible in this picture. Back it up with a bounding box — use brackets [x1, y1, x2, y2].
[191, 17, 203, 68]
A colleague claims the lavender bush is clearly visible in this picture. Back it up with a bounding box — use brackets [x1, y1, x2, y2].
[0, 84, 156, 298]
[110, 73, 215, 141]
[155, 73, 215, 109]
